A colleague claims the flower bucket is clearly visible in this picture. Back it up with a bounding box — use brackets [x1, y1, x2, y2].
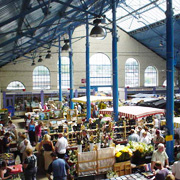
[78, 144, 82, 152]
[97, 142, 101, 150]
[90, 143, 94, 151]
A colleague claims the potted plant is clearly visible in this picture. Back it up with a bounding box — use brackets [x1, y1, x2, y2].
[77, 133, 82, 152]
[115, 145, 133, 162]
[89, 135, 94, 151]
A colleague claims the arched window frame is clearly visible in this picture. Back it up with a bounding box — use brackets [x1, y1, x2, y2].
[33, 66, 50, 90]
[125, 58, 139, 87]
[57, 57, 70, 89]
[90, 53, 111, 86]
[7, 81, 25, 90]
[144, 66, 158, 87]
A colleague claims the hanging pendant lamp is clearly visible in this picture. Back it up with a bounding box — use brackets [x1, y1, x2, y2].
[90, 19, 105, 38]
[62, 39, 70, 52]
[45, 50, 51, 59]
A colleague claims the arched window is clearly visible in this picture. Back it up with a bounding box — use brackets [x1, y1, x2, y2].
[90, 53, 111, 85]
[144, 66, 157, 86]
[7, 81, 25, 90]
[125, 58, 139, 87]
[57, 57, 70, 88]
[33, 66, 50, 90]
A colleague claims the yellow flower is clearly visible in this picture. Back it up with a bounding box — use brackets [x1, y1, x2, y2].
[115, 152, 122, 158]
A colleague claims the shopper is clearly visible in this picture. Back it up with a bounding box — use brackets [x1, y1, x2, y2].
[140, 131, 150, 144]
[47, 152, 70, 180]
[55, 133, 68, 159]
[23, 148, 37, 180]
[35, 121, 43, 143]
[172, 153, 180, 180]
[38, 134, 55, 171]
[28, 119, 36, 146]
[7, 120, 17, 139]
[153, 130, 165, 148]
[151, 143, 169, 172]
[19, 134, 32, 163]
[154, 161, 170, 180]
[128, 129, 139, 142]
[2, 132, 11, 153]
[166, 174, 175, 180]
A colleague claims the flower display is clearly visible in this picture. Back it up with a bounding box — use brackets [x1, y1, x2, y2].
[127, 141, 154, 157]
[115, 145, 133, 162]
[127, 141, 154, 165]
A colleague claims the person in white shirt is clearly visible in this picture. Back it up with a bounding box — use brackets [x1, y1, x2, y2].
[138, 126, 145, 138]
[154, 116, 159, 129]
[7, 120, 17, 139]
[55, 133, 68, 159]
[140, 132, 150, 144]
[172, 153, 180, 180]
[19, 134, 32, 162]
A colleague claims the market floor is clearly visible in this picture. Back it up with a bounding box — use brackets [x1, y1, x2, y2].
[12, 118, 48, 180]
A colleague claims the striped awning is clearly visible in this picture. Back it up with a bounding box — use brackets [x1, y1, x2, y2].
[99, 106, 165, 119]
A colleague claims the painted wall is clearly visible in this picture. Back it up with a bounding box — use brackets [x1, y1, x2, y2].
[0, 24, 175, 92]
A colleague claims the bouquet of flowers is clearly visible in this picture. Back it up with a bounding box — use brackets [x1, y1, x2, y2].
[127, 141, 154, 165]
[127, 141, 154, 157]
[115, 144, 133, 162]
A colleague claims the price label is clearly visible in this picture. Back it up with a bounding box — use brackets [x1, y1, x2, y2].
[165, 135, 173, 141]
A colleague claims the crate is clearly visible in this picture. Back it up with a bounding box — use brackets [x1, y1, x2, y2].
[114, 160, 131, 176]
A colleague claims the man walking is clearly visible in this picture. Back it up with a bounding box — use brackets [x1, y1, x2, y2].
[47, 152, 70, 180]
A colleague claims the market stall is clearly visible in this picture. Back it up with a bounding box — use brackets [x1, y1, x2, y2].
[99, 106, 165, 119]
[161, 117, 180, 128]
[72, 96, 113, 104]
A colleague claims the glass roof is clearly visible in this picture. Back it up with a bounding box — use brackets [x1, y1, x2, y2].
[106, 0, 180, 32]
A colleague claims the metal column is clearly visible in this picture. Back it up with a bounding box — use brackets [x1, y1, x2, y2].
[69, 29, 74, 109]
[58, 36, 62, 102]
[112, 0, 119, 121]
[3, 92, 6, 108]
[86, 14, 91, 121]
[40, 90, 44, 107]
[166, 0, 174, 162]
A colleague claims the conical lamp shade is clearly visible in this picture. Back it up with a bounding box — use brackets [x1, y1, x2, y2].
[38, 56, 43, 62]
[45, 50, 51, 59]
[31, 60, 35, 66]
[90, 25, 105, 37]
[62, 43, 70, 52]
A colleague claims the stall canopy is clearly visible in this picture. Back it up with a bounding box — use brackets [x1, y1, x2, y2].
[72, 96, 113, 104]
[161, 117, 180, 128]
[99, 106, 165, 119]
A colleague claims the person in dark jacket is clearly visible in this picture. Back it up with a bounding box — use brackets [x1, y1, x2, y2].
[23, 148, 37, 180]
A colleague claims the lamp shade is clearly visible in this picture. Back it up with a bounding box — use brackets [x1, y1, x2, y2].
[62, 43, 70, 52]
[90, 25, 105, 38]
[38, 56, 43, 62]
[45, 50, 51, 59]
[31, 60, 35, 66]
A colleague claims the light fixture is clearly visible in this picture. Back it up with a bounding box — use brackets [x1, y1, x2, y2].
[31, 60, 35, 66]
[62, 39, 70, 52]
[159, 40, 163, 47]
[90, 18, 105, 38]
[45, 50, 51, 59]
[38, 56, 43, 62]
